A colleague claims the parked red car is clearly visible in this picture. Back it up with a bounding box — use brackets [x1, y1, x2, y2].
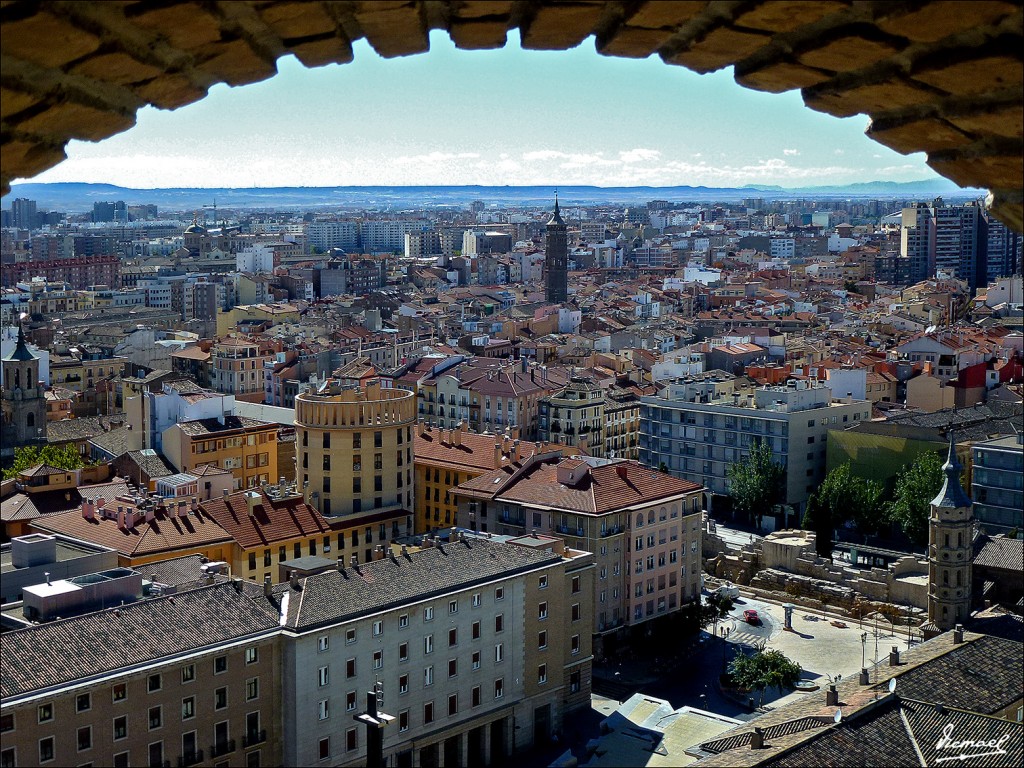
[743, 609, 760, 625]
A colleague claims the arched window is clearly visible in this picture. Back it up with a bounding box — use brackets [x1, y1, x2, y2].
[647, 510, 655, 525]
[635, 514, 643, 528]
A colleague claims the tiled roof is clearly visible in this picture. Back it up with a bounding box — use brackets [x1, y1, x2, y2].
[32, 506, 231, 559]
[200, 489, 331, 549]
[124, 450, 177, 479]
[142, 554, 215, 591]
[413, 430, 579, 473]
[973, 535, 1024, 573]
[0, 582, 279, 699]
[46, 415, 119, 444]
[280, 537, 561, 631]
[464, 458, 703, 515]
[889, 634, 1023, 715]
[1, 480, 130, 524]
[176, 415, 275, 436]
[87, 426, 132, 458]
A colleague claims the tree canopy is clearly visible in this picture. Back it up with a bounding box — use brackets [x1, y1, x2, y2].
[804, 462, 885, 550]
[886, 450, 944, 546]
[728, 649, 802, 706]
[3, 444, 85, 480]
[727, 438, 786, 527]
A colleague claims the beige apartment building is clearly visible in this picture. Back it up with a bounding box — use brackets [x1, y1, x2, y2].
[277, 533, 594, 767]
[537, 377, 606, 456]
[453, 455, 704, 646]
[0, 579, 282, 768]
[294, 378, 416, 537]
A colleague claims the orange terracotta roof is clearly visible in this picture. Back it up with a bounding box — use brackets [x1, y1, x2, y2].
[199, 489, 331, 549]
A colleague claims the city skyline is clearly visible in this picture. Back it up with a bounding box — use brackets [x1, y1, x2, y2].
[24, 31, 947, 190]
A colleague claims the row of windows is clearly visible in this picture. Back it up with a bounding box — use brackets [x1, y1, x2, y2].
[245, 525, 399, 570]
[300, 429, 395, 449]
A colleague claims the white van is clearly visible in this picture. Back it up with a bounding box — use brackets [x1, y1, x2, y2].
[716, 583, 740, 600]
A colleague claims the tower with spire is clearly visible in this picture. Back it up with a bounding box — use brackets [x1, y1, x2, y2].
[924, 431, 974, 636]
[1, 324, 46, 464]
[545, 192, 568, 304]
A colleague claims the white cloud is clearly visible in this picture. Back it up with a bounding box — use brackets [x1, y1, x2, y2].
[783, 149, 799, 156]
[392, 151, 480, 166]
[619, 148, 661, 163]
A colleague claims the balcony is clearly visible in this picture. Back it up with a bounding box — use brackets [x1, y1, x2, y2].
[599, 525, 623, 538]
[209, 740, 235, 758]
[243, 730, 267, 748]
[177, 750, 204, 768]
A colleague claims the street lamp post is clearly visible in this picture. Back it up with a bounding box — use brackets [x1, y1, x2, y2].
[861, 632, 868, 671]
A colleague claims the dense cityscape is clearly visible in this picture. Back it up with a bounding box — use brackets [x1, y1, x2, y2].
[0, 185, 1021, 768]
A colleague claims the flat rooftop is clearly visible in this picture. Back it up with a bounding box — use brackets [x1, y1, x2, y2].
[0, 539, 109, 573]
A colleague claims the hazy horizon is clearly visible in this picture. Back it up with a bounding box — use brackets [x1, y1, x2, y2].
[19, 30, 947, 190]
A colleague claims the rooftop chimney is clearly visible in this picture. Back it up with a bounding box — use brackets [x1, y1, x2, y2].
[263, 574, 273, 597]
[401, 544, 409, 558]
[494, 443, 503, 467]
[749, 728, 764, 750]
[889, 646, 899, 667]
[44, 571, 51, 586]
[96, 496, 106, 509]
[616, 464, 628, 480]
[82, 499, 95, 520]
[223, 488, 230, 498]
[826, 685, 838, 706]
[337, 555, 345, 573]
[351, 553, 359, 568]
[452, 427, 462, 447]
[953, 624, 964, 644]
[289, 570, 299, 589]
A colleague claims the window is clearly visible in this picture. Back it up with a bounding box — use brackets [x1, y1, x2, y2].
[246, 678, 258, 701]
[346, 628, 356, 644]
[472, 621, 481, 640]
[495, 643, 504, 663]
[538, 602, 548, 619]
[424, 666, 434, 686]
[495, 613, 504, 632]
[572, 575, 581, 594]
[449, 599, 458, 614]
[423, 702, 434, 725]
[472, 592, 481, 607]
[149, 706, 162, 730]
[0, 715, 11, 735]
[346, 658, 356, 678]
[448, 627, 458, 647]
[495, 587, 504, 601]
[399, 674, 409, 694]
[39, 737, 54, 763]
[215, 688, 227, 710]
[539, 575, 548, 589]
[538, 665, 547, 684]
[318, 700, 329, 720]
[472, 651, 481, 670]
[372, 620, 383, 636]
[424, 606, 434, 621]
[148, 673, 162, 692]
[77, 726, 92, 751]
[538, 630, 547, 649]
[399, 710, 409, 732]
[346, 691, 357, 712]
[38, 703, 53, 723]
[113, 715, 127, 740]
[424, 635, 434, 654]
[572, 603, 581, 621]
[318, 737, 330, 760]
[215, 655, 227, 674]
[76, 693, 91, 712]
[113, 683, 127, 702]
[494, 678, 504, 699]
[318, 666, 330, 687]
[448, 694, 458, 716]
[571, 634, 581, 655]
[399, 642, 409, 661]
[182, 697, 195, 719]
[373, 650, 383, 670]
[318, 635, 329, 653]
[472, 685, 482, 707]
[245, 646, 258, 665]
[399, 613, 409, 629]
[448, 658, 459, 678]
[248, 552, 257, 571]
[570, 670, 581, 693]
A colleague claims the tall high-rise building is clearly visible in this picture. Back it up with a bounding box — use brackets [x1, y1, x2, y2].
[899, 203, 935, 285]
[545, 195, 567, 304]
[984, 215, 1022, 283]
[10, 197, 37, 229]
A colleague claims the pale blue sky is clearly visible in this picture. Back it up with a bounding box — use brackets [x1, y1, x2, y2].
[29, 30, 940, 189]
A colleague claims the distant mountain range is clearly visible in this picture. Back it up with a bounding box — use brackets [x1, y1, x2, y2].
[3, 179, 986, 212]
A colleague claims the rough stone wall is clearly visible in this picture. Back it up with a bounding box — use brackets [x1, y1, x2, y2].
[1, 1, 1022, 230]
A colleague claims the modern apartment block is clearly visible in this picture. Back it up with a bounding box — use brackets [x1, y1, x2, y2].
[971, 434, 1024, 535]
[277, 534, 594, 767]
[0, 580, 283, 768]
[640, 379, 871, 515]
[453, 455, 703, 642]
[294, 378, 415, 536]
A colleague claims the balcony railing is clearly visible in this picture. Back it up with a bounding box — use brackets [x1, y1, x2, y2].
[600, 525, 623, 538]
[209, 740, 235, 758]
[177, 749, 204, 767]
[243, 730, 267, 748]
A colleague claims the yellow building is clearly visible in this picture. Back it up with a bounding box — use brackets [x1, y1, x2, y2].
[295, 378, 415, 534]
[162, 414, 279, 491]
[216, 302, 301, 336]
[413, 422, 582, 533]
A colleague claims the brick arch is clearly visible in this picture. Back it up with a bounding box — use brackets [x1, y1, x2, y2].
[2, 1, 1021, 230]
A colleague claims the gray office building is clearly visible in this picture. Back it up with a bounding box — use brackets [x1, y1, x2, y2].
[971, 434, 1023, 536]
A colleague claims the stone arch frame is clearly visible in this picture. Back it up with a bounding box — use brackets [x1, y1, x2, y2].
[1, 1, 1021, 230]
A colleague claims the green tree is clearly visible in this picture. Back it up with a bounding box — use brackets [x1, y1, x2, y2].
[802, 492, 834, 559]
[807, 462, 885, 540]
[729, 649, 802, 707]
[727, 439, 785, 528]
[886, 450, 944, 546]
[3, 443, 86, 480]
